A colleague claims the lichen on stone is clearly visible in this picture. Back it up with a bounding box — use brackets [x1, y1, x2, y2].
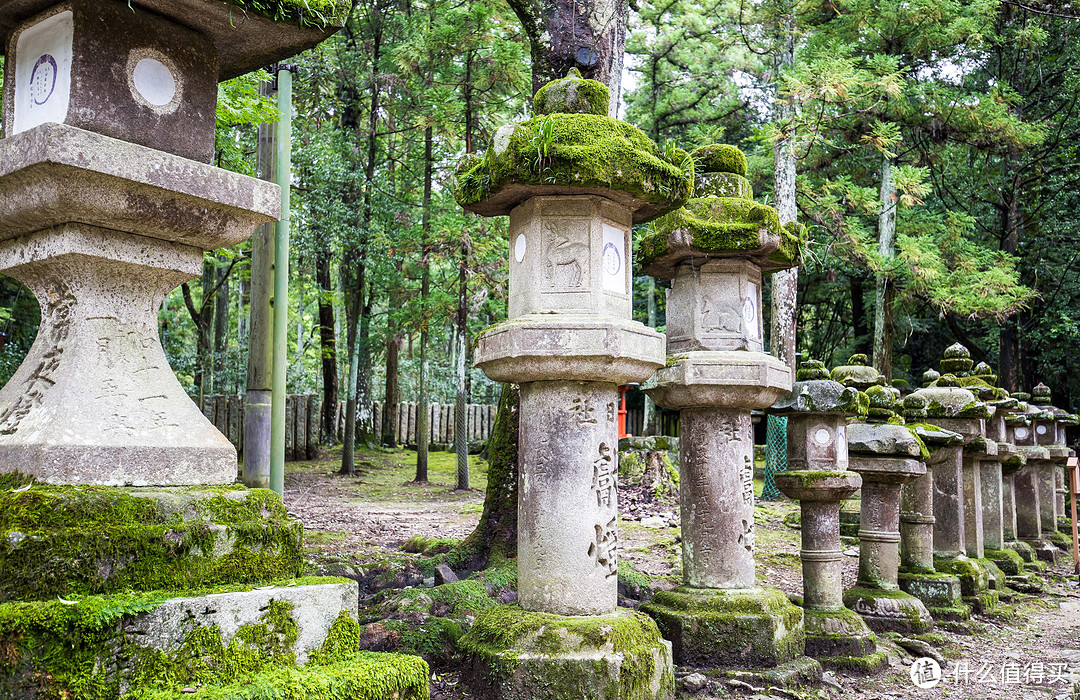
[223, 0, 353, 28]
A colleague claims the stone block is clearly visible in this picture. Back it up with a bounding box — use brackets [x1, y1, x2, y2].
[507, 195, 633, 319]
[2, 0, 218, 161]
[665, 258, 765, 354]
[802, 606, 877, 660]
[843, 587, 934, 634]
[643, 350, 792, 411]
[898, 571, 969, 620]
[0, 0, 351, 82]
[0, 123, 278, 250]
[0, 481, 303, 601]
[474, 315, 664, 385]
[641, 587, 804, 667]
[460, 605, 674, 700]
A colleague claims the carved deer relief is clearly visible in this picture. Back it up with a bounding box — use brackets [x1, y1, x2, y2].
[544, 221, 589, 288]
[699, 294, 742, 333]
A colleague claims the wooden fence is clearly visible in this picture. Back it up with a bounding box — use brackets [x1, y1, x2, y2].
[202, 395, 499, 458]
[339, 401, 498, 447]
[200, 394, 320, 461]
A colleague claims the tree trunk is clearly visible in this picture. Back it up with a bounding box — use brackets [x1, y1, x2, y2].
[340, 269, 363, 476]
[1000, 173, 1021, 392]
[507, 0, 627, 116]
[415, 126, 434, 482]
[872, 157, 896, 381]
[851, 276, 869, 356]
[316, 251, 338, 443]
[383, 331, 400, 447]
[212, 256, 229, 393]
[770, 10, 798, 372]
[455, 236, 470, 490]
[447, 383, 520, 571]
[642, 277, 659, 436]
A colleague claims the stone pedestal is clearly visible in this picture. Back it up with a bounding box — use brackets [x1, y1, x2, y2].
[769, 359, 882, 671]
[455, 72, 687, 700]
[898, 422, 968, 620]
[639, 143, 807, 671]
[845, 422, 933, 634]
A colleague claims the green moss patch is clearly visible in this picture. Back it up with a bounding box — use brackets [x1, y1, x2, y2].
[533, 70, 609, 116]
[459, 605, 672, 700]
[453, 113, 693, 223]
[0, 578, 357, 700]
[126, 653, 429, 700]
[640, 587, 803, 667]
[227, 0, 353, 28]
[690, 144, 747, 177]
[0, 481, 303, 601]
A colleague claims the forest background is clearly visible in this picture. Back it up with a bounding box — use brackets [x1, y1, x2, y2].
[0, 0, 1077, 442]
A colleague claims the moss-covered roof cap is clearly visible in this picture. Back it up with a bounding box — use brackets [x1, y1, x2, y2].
[905, 385, 991, 419]
[453, 76, 693, 224]
[0, 0, 353, 81]
[533, 69, 609, 116]
[768, 376, 868, 417]
[830, 354, 886, 391]
[636, 144, 803, 278]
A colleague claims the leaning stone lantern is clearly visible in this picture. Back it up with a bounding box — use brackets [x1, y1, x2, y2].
[0, 0, 348, 485]
[842, 378, 934, 635]
[453, 70, 692, 700]
[769, 359, 884, 671]
[637, 144, 808, 670]
[905, 352, 999, 613]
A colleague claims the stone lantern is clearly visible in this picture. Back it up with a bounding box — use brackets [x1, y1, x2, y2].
[1029, 383, 1077, 549]
[896, 395, 969, 621]
[904, 349, 999, 613]
[769, 359, 884, 670]
[1007, 395, 1057, 564]
[0, 0, 350, 485]
[453, 70, 692, 700]
[637, 144, 808, 670]
[840, 374, 933, 635]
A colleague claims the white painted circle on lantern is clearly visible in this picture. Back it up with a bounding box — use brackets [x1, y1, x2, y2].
[514, 234, 527, 263]
[133, 58, 176, 106]
[1016, 427, 1029, 439]
[1037, 424, 1048, 435]
[814, 428, 831, 445]
[601, 224, 627, 294]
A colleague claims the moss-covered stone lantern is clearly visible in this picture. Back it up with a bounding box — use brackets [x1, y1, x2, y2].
[840, 364, 934, 635]
[1029, 382, 1077, 547]
[637, 144, 809, 671]
[904, 347, 1000, 613]
[453, 71, 688, 700]
[769, 359, 885, 671]
[0, 0, 348, 485]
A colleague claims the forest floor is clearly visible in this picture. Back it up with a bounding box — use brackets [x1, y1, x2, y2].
[285, 444, 1080, 700]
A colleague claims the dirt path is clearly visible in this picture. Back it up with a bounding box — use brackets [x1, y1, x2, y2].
[286, 447, 1080, 699]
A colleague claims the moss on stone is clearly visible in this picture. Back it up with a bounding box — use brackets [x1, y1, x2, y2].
[125, 653, 429, 700]
[690, 144, 747, 177]
[227, 0, 353, 28]
[459, 605, 672, 700]
[533, 69, 609, 116]
[0, 481, 302, 601]
[637, 195, 801, 271]
[819, 649, 888, 673]
[0, 578, 358, 699]
[640, 587, 803, 667]
[453, 113, 693, 223]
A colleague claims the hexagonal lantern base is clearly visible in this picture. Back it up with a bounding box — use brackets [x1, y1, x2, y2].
[460, 606, 674, 700]
[802, 607, 886, 673]
[641, 587, 804, 667]
[843, 587, 934, 634]
[643, 351, 791, 410]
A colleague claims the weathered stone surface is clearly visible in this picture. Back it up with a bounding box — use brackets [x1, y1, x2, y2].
[897, 572, 967, 620]
[0, 225, 238, 485]
[0, 123, 278, 249]
[802, 607, 877, 660]
[474, 315, 665, 385]
[847, 423, 922, 458]
[830, 355, 884, 391]
[460, 606, 675, 700]
[770, 378, 866, 417]
[842, 587, 933, 634]
[676, 408, 756, 589]
[131, 580, 359, 664]
[642, 587, 804, 667]
[518, 381, 620, 616]
[644, 351, 791, 411]
[3, 0, 219, 161]
[665, 259, 766, 354]
[0, 0, 352, 82]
